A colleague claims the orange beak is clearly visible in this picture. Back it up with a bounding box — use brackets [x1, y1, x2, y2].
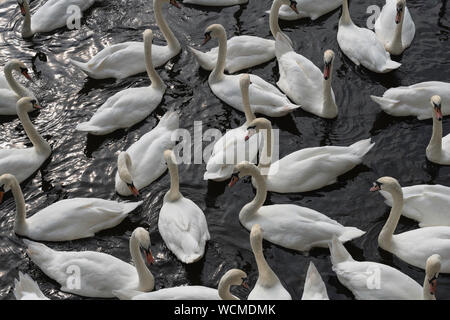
[324, 64, 331, 80]
[370, 185, 380, 192]
[435, 108, 443, 121]
[0, 191, 4, 204]
[242, 281, 249, 289]
[228, 175, 239, 188]
[128, 184, 139, 197]
[395, 10, 401, 24]
[146, 251, 155, 265]
[290, 2, 299, 14]
[22, 70, 31, 80]
[19, 4, 26, 16]
[170, 0, 181, 9]
[430, 279, 437, 296]
[202, 33, 211, 46]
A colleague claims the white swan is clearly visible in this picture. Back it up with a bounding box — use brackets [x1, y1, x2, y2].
[14, 272, 49, 300]
[337, 0, 401, 73]
[70, 0, 181, 80]
[76, 29, 166, 135]
[183, 0, 247, 6]
[18, 0, 96, 38]
[301, 261, 329, 300]
[24, 227, 155, 298]
[115, 111, 179, 196]
[374, 0, 415, 55]
[0, 60, 36, 115]
[158, 150, 210, 264]
[0, 97, 51, 191]
[371, 176, 450, 273]
[270, 0, 342, 21]
[113, 269, 248, 300]
[330, 236, 441, 300]
[229, 162, 365, 252]
[246, 118, 374, 193]
[247, 224, 292, 300]
[189, 0, 298, 73]
[203, 24, 299, 117]
[380, 183, 450, 227]
[0, 173, 143, 241]
[426, 96, 450, 165]
[275, 33, 338, 118]
[204, 74, 259, 181]
[371, 82, 450, 120]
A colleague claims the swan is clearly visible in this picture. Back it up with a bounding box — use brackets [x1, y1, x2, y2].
[245, 118, 374, 193]
[183, 0, 247, 6]
[113, 269, 248, 300]
[380, 183, 450, 227]
[158, 149, 210, 264]
[14, 272, 49, 300]
[189, 0, 298, 73]
[370, 82, 450, 120]
[247, 224, 292, 300]
[337, 0, 401, 73]
[17, 0, 96, 38]
[371, 176, 450, 273]
[329, 236, 441, 300]
[0, 97, 51, 191]
[0, 173, 143, 241]
[301, 261, 329, 300]
[24, 227, 155, 298]
[70, 0, 181, 80]
[229, 162, 365, 252]
[0, 59, 36, 115]
[203, 24, 299, 117]
[76, 29, 166, 135]
[115, 110, 179, 196]
[275, 33, 338, 118]
[204, 74, 259, 181]
[269, 0, 342, 21]
[426, 96, 450, 165]
[374, 0, 415, 55]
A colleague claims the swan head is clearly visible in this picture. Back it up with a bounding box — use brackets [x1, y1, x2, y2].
[16, 97, 41, 113]
[286, 0, 299, 14]
[143, 29, 153, 43]
[132, 227, 155, 265]
[0, 174, 18, 203]
[395, 0, 406, 24]
[239, 74, 251, 91]
[426, 254, 441, 297]
[220, 269, 249, 291]
[17, 0, 28, 16]
[323, 50, 335, 80]
[7, 59, 32, 81]
[166, 0, 181, 9]
[202, 24, 226, 46]
[431, 95, 443, 122]
[229, 161, 260, 187]
[370, 176, 402, 194]
[163, 149, 177, 167]
[117, 152, 139, 197]
[245, 117, 272, 141]
[250, 223, 264, 245]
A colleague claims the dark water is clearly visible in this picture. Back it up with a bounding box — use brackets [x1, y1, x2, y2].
[0, 0, 449, 300]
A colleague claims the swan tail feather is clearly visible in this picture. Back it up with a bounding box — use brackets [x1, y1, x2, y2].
[349, 138, 375, 158]
[329, 236, 354, 265]
[122, 201, 144, 214]
[275, 32, 294, 59]
[383, 59, 401, 72]
[70, 59, 92, 75]
[370, 95, 399, 111]
[338, 227, 366, 243]
[14, 272, 47, 300]
[188, 46, 215, 71]
[75, 122, 105, 134]
[157, 110, 179, 130]
[112, 289, 142, 300]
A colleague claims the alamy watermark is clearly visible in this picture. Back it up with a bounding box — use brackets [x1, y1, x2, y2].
[66, 5, 82, 30]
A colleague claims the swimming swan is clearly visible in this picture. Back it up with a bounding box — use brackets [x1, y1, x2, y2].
[426, 96, 450, 165]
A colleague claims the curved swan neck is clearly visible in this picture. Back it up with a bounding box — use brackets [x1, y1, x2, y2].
[21, 0, 33, 38]
[218, 277, 239, 300]
[340, 0, 353, 25]
[251, 235, 278, 287]
[4, 63, 28, 97]
[8, 176, 28, 233]
[269, 0, 283, 39]
[322, 67, 337, 118]
[240, 168, 267, 222]
[427, 115, 443, 159]
[242, 83, 255, 124]
[154, 0, 180, 51]
[129, 235, 154, 291]
[210, 28, 227, 81]
[17, 105, 50, 155]
[378, 187, 403, 247]
[166, 160, 182, 202]
[144, 33, 165, 90]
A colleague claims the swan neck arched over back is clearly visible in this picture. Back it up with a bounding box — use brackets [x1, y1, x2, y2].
[251, 231, 279, 287]
[269, 0, 283, 39]
[240, 166, 267, 222]
[427, 108, 443, 160]
[21, 0, 33, 38]
[143, 31, 165, 90]
[340, 0, 353, 25]
[210, 26, 227, 82]
[129, 233, 154, 291]
[4, 62, 28, 97]
[154, 0, 180, 52]
[378, 186, 404, 248]
[17, 103, 50, 155]
[166, 157, 182, 202]
[5, 175, 28, 234]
